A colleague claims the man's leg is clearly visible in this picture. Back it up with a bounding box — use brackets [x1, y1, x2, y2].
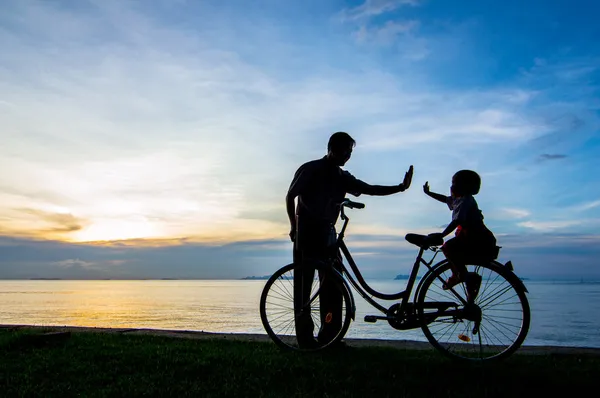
[293, 245, 317, 347]
[317, 248, 343, 345]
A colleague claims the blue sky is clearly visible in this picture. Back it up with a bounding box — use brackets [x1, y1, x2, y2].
[0, 0, 599, 280]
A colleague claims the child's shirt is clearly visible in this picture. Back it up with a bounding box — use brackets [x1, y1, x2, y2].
[446, 195, 485, 231]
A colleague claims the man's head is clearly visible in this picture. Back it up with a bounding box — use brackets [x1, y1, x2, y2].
[451, 170, 481, 197]
[327, 132, 355, 166]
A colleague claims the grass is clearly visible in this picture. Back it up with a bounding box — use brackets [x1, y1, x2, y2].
[0, 328, 598, 397]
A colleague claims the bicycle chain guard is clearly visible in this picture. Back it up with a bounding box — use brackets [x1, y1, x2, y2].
[387, 303, 421, 330]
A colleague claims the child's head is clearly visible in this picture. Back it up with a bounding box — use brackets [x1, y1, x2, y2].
[451, 170, 481, 196]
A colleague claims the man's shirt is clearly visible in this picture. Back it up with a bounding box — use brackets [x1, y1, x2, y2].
[288, 156, 367, 226]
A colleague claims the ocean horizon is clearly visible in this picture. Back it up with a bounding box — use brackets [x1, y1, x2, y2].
[3, 277, 600, 282]
[1, 279, 599, 349]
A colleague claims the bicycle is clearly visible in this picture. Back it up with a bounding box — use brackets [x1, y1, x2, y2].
[260, 198, 531, 361]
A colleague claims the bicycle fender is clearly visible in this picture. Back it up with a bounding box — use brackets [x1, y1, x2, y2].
[513, 277, 529, 294]
[345, 282, 356, 321]
[492, 260, 529, 294]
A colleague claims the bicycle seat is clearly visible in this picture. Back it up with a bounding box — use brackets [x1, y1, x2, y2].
[405, 233, 443, 248]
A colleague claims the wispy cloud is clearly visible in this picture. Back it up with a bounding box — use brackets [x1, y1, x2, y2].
[517, 220, 585, 232]
[572, 200, 600, 212]
[536, 153, 568, 162]
[52, 259, 95, 268]
[0, 208, 88, 238]
[340, 0, 425, 56]
[340, 0, 420, 21]
[354, 20, 420, 44]
[360, 105, 549, 150]
[501, 208, 531, 219]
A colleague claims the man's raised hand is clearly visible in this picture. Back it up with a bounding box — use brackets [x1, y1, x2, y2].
[401, 165, 414, 191]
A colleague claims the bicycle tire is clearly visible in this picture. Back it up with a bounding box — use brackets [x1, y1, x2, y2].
[259, 263, 353, 351]
[417, 260, 530, 361]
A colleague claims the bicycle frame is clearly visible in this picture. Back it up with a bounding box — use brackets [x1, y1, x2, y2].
[258, 199, 532, 360]
[334, 204, 444, 315]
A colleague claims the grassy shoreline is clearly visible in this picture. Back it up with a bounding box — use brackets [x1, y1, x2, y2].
[1, 326, 599, 397]
[2, 324, 600, 356]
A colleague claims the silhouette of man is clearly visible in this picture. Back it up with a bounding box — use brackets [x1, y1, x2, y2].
[286, 132, 413, 348]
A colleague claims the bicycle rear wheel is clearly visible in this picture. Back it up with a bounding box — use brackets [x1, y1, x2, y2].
[417, 260, 530, 361]
[259, 263, 353, 351]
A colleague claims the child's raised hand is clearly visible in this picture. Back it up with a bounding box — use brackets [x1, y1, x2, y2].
[423, 181, 430, 194]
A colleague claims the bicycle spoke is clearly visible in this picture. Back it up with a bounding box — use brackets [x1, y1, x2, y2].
[478, 326, 500, 353]
[267, 311, 294, 326]
[480, 291, 518, 310]
[426, 283, 465, 303]
[482, 314, 522, 337]
[475, 269, 502, 305]
[479, 280, 510, 303]
[479, 322, 506, 349]
[280, 318, 296, 336]
[481, 314, 522, 330]
[483, 313, 524, 322]
[265, 301, 294, 311]
[267, 288, 294, 303]
[278, 277, 295, 301]
[273, 316, 294, 335]
[265, 309, 294, 318]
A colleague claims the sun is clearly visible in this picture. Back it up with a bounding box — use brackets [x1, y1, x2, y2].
[69, 219, 162, 243]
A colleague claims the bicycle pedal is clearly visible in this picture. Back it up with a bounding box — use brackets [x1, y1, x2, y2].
[364, 315, 378, 323]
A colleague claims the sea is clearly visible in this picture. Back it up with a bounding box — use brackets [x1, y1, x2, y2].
[1, 279, 599, 348]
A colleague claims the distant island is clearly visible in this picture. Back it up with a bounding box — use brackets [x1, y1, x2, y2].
[241, 275, 271, 280]
[29, 278, 62, 280]
[395, 274, 530, 281]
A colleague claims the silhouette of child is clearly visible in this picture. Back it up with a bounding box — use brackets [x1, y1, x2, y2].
[423, 170, 497, 292]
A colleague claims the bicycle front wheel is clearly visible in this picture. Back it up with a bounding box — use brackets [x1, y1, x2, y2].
[259, 263, 353, 351]
[417, 260, 530, 361]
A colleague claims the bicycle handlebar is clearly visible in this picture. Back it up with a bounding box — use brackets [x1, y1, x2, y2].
[341, 198, 365, 209]
[339, 198, 364, 233]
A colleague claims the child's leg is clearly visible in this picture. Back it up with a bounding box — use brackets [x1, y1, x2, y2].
[442, 238, 468, 289]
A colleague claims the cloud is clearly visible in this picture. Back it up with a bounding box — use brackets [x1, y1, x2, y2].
[572, 200, 600, 212]
[536, 153, 568, 162]
[52, 259, 95, 268]
[0, 208, 88, 238]
[2, 232, 600, 280]
[340, 0, 425, 56]
[354, 20, 420, 44]
[340, 0, 420, 21]
[18, 209, 86, 232]
[359, 105, 549, 151]
[517, 220, 585, 232]
[0, 234, 293, 280]
[501, 208, 531, 219]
